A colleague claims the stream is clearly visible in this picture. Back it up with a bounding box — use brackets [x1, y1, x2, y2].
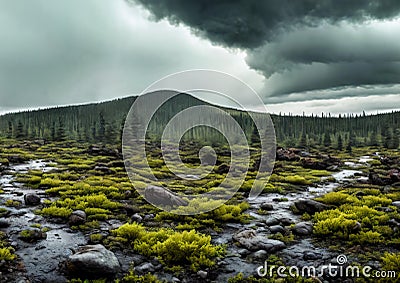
[214, 160, 368, 282]
[0, 160, 86, 283]
[1, 157, 370, 282]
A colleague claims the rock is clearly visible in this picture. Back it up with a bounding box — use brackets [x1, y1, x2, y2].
[24, 193, 41, 205]
[144, 185, 188, 207]
[238, 249, 251, 257]
[94, 166, 112, 174]
[215, 163, 230, 174]
[69, 210, 86, 226]
[260, 203, 274, 211]
[87, 145, 120, 157]
[369, 173, 391, 186]
[121, 204, 140, 216]
[131, 213, 143, 223]
[292, 222, 313, 236]
[389, 169, 400, 183]
[376, 207, 394, 213]
[301, 155, 342, 170]
[388, 219, 400, 227]
[352, 221, 362, 233]
[0, 220, 10, 228]
[276, 147, 300, 161]
[280, 217, 295, 226]
[143, 214, 155, 221]
[294, 199, 331, 214]
[249, 250, 268, 260]
[197, 270, 208, 279]
[124, 190, 133, 199]
[303, 251, 323, 260]
[269, 225, 286, 234]
[66, 244, 120, 277]
[265, 216, 280, 226]
[392, 201, 400, 209]
[233, 230, 285, 252]
[135, 262, 155, 274]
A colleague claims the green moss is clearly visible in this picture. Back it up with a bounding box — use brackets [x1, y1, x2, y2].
[5, 199, 22, 207]
[112, 223, 224, 271]
[115, 270, 163, 283]
[39, 206, 73, 218]
[0, 247, 16, 261]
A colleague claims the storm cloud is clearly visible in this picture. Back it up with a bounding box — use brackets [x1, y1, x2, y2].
[132, 0, 400, 48]
[133, 0, 400, 102]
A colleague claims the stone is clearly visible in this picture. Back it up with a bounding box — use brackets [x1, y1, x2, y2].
[144, 185, 188, 207]
[233, 230, 285, 252]
[250, 250, 268, 260]
[292, 222, 313, 236]
[280, 217, 295, 226]
[94, 166, 112, 174]
[294, 199, 331, 214]
[24, 193, 41, 205]
[135, 262, 155, 274]
[0, 220, 10, 228]
[392, 201, 400, 209]
[264, 216, 280, 226]
[269, 225, 286, 234]
[131, 213, 143, 223]
[303, 251, 323, 260]
[197, 270, 208, 279]
[276, 147, 300, 161]
[66, 244, 120, 277]
[260, 203, 274, 211]
[69, 210, 86, 226]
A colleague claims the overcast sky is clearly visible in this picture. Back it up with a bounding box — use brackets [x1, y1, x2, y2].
[1, 0, 399, 115]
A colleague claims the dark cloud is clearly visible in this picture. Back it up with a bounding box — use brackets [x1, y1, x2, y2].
[133, 0, 400, 103]
[132, 0, 400, 48]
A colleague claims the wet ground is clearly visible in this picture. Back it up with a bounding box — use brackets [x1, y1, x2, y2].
[1, 156, 371, 282]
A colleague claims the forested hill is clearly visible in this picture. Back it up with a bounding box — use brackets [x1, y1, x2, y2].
[0, 94, 399, 149]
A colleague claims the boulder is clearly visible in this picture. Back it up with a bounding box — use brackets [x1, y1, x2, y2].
[144, 185, 188, 207]
[264, 216, 280, 226]
[294, 199, 331, 214]
[276, 147, 300, 161]
[0, 220, 10, 228]
[369, 172, 391, 186]
[233, 230, 285, 252]
[131, 213, 143, 223]
[66, 244, 120, 277]
[260, 203, 274, 211]
[292, 222, 313, 236]
[24, 193, 41, 206]
[69, 210, 86, 226]
[301, 155, 342, 170]
[269, 225, 286, 234]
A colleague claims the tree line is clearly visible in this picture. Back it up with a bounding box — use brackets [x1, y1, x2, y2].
[0, 94, 398, 150]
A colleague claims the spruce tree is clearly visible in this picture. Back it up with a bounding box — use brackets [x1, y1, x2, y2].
[337, 134, 343, 150]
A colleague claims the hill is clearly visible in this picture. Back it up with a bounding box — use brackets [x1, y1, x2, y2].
[0, 93, 399, 149]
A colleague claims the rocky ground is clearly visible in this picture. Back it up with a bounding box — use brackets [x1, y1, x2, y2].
[0, 140, 399, 282]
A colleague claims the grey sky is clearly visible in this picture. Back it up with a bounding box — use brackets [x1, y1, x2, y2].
[1, 0, 399, 115]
